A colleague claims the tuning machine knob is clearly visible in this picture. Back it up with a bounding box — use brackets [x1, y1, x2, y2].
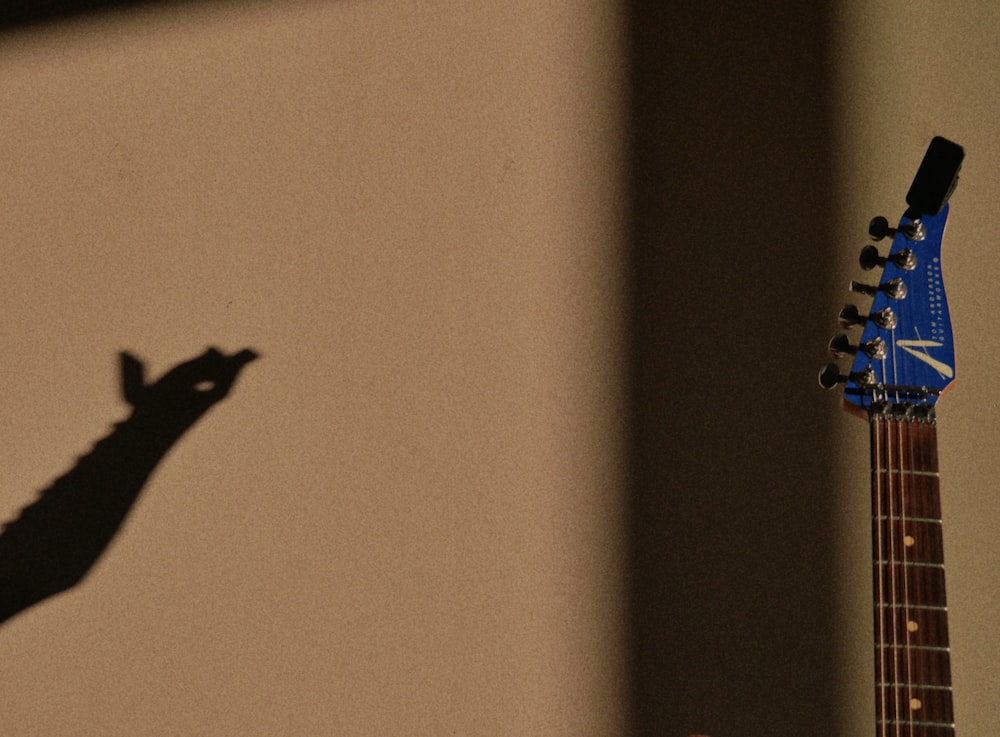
[869, 215, 926, 242]
[839, 304, 897, 330]
[829, 333, 887, 359]
[818, 363, 877, 389]
[850, 277, 907, 300]
[859, 245, 917, 271]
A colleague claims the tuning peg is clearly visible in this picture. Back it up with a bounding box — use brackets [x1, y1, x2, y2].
[828, 333, 851, 356]
[818, 363, 877, 389]
[859, 245, 917, 271]
[838, 304, 864, 328]
[829, 333, 887, 360]
[868, 216, 895, 241]
[869, 215, 926, 242]
[839, 304, 897, 330]
[870, 306, 896, 329]
[818, 363, 843, 388]
[850, 277, 907, 300]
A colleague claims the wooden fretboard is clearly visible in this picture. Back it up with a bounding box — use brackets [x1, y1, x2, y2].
[870, 410, 954, 737]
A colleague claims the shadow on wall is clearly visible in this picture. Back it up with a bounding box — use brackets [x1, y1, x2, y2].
[0, 347, 256, 627]
[626, 2, 841, 736]
[0, 0, 207, 30]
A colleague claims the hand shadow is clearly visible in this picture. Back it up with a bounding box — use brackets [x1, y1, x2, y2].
[0, 346, 257, 627]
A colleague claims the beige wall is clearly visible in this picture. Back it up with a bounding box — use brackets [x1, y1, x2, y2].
[832, 3, 1000, 735]
[0, 3, 628, 735]
[2, 2, 999, 736]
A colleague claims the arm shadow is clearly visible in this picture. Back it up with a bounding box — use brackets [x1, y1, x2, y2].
[0, 346, 257, 627]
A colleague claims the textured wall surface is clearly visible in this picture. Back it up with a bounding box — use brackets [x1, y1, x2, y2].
[1, 2, 998, 736]
[0, 3, 629, 735]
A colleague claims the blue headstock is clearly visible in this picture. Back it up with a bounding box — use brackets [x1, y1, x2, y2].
[820, 137, 964, 416]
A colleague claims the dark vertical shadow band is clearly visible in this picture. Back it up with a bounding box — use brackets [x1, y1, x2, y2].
[626, 2, 839, 735]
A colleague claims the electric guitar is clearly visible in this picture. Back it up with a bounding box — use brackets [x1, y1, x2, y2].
[820, 136, 965, 737]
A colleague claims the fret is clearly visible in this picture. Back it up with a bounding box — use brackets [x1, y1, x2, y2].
[878, 683, 953, 692]
[876, 603, 947, 611]
[875, 727, 953, 737]
[874, 515, 941, 524]
[876, 644, 950, 652]
[872, 468, 940, 477]
[873, 560, 944, 568]
[876, 719, 955, 729]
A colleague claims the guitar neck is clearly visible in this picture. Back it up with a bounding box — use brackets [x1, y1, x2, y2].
[870, 408, 955, 736]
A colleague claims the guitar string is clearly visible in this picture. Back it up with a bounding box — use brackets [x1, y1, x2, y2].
[873, 414, 889, 737]
[886, 415, 902, 737]
[875, 413, 898, 737]
[883, 415, 897, 737]
[885, 416, 900, 737]
[887, 272, 906, 737]
[899, 416, 914, 737]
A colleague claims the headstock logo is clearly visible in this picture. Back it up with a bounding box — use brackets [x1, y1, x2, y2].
[896, 338, 953, 379]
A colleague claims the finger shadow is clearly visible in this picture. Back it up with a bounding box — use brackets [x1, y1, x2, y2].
[0, 347, 256, 626]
